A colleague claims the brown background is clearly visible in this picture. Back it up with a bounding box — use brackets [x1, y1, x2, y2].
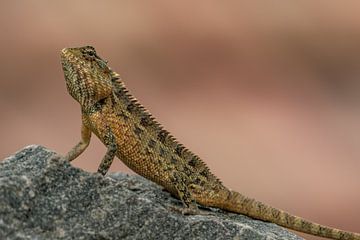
[1, 1, 360, 239]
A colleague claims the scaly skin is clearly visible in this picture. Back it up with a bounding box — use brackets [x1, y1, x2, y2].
[61, 46, 360, 240]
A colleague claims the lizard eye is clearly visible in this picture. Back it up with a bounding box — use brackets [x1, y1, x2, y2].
[82, 49, 97, 60]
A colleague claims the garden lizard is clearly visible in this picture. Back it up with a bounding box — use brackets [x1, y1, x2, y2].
[61, 46, 360, 240]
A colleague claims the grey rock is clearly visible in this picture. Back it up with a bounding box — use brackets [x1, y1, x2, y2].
[0, 145, 303, 240]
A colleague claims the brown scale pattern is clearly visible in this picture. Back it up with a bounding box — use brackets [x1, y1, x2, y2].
[61, 46, 360, 240]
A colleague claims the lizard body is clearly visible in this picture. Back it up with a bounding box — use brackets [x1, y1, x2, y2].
[61, 46, 360, 240]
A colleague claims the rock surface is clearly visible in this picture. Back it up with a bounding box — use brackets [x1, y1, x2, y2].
[0, 145, 303, 240]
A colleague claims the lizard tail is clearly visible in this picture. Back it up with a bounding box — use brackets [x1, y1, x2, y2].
[220, 190, 360, 240]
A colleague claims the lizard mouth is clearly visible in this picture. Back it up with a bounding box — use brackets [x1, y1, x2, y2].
[61, 48, 73, 57]
[60, 48, 79, 67]
[60, 48, 70, 62]
[61, 48, 69, 55]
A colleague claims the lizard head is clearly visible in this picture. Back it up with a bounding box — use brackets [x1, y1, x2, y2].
[60, 46, 120, 108]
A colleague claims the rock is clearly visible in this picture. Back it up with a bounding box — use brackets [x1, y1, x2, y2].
[0, 145, 303, 240]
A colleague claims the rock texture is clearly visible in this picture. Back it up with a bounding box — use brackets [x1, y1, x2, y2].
[0, 145, 303, 240]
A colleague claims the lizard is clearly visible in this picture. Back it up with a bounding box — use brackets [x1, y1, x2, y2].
[60, 45, 360, 240]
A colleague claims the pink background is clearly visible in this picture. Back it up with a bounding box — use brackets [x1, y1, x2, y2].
[1, 1, 360, 239]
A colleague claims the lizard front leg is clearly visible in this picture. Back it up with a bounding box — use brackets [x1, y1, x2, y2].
[64, 123, 91, 161]
[97, 129, 117, 175]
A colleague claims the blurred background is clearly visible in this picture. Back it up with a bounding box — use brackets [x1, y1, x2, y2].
[1, 1, 360, 239]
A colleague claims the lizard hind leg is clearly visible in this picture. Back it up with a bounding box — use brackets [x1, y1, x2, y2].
[171, 171, 199, 215]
